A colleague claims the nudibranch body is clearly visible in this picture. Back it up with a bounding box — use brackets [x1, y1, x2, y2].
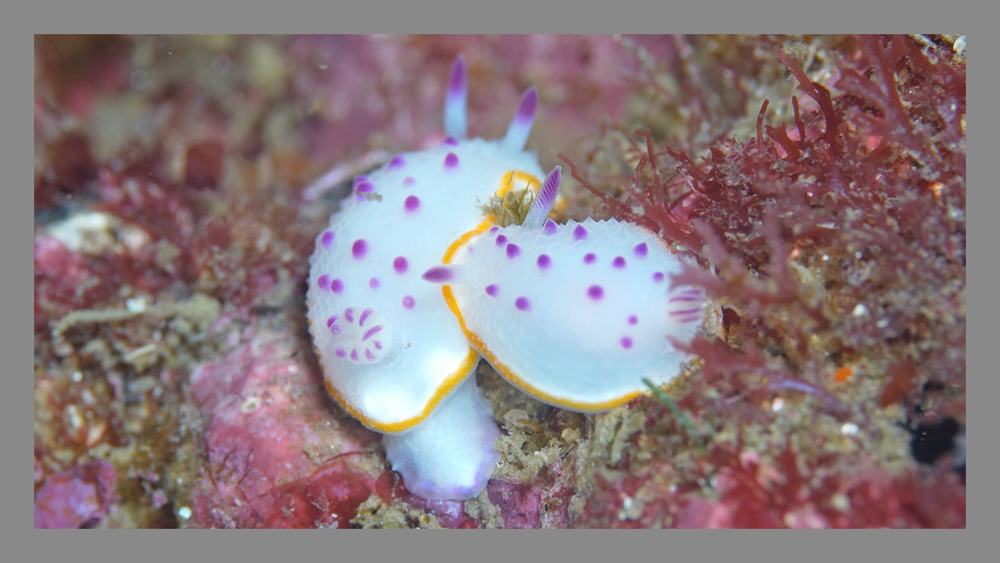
[425, 174, 707, 412]
[306, 56, 542, 500]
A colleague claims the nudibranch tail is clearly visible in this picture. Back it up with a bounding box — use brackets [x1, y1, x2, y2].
[522, 166, 561, 229]
[382, 377, 500, 501]
[501, 87, 538, 152]
[444, 55, 468, 139]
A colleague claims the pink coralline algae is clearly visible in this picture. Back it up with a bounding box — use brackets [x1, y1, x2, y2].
[34, 460, 117, 529]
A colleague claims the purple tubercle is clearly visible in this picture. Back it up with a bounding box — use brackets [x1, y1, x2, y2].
[392, 257, 409, 274]
[444, 152, 459, 169]
[365, 349, 376, 361]
[329, 323, 342, 336]
[489, 226, 499, 234]
[422, 266, 454, 283]
[388, 155, 406, 170]
[620, 337, 633, 349]
[485, 284, 499, 297]
[331, 278, 344, 294]
[326, 315, 337, 328]
[443, 136, 460, 146]
[496, 235, 507, 246]
[344, 308, 355, 322]
[634, 243, 648, 257]
[353, 175, 369, 187]
[336, 348, 347, 358]
[515, 297, 530, 311]
[359, 308, 372, 326]
[321, 231, 335, 249]
[584, 253, 597, 264]
[352, 239, 368, 260]
[587, 285, 604, 300]
[369, 277, 380, 289]
[612, 256, 626, 268]
[402, 295, 415, 309]
[537, 254, 551, 269]
[506, 244, 521, 259]
[573, 225, 588, 241]
[653, 272, 665, 282]
[404, 195, 421, 213]
[403, 176, 415, 186]
[543, 219, 558, 235]
[628, 315, 638, 325]
[317, 274, 330, 291]
[355, 181, 374, 201]
[351, 349, 359, 361]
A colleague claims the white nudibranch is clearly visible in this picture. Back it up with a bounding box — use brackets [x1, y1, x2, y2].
[424, 166, 707, 412]
[307, 56, 707, 502]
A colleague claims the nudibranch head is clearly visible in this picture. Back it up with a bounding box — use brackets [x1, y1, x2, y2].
[306, 55, 545, 434]
[428, 215, 707, 412]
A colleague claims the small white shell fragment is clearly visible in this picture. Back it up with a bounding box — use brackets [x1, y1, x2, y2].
[435, 217, 707, 411]
[383, 377, 500, 501]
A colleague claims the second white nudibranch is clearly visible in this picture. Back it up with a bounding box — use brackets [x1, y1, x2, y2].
[424, 167, 707, 412]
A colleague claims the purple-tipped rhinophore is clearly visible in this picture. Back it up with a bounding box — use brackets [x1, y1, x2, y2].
[422, 266, 455, 283]
[522, 166, 561, 229]
[444, 55, 468, 139]
[502, 87, 538, 152]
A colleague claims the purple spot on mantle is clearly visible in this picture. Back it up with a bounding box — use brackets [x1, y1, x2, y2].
[403, 176, 415, 186]
[444, 152, 459, 169]
[352, 239, 368, 260]
[443, 136, 459, 146]
[515, 297, 530, 311]
[488, 226, 499, 234]
[326, 315, 337, 328]
[506, 244, 521, 259]
[587, 285, 604, 300]
[537, 254, 551, 269]
[317, 274, 330, 291]
[321, 231, 335, 249]
[496, 234, 507, 246]
[369, 277, 380, 289]
[404, 195, 420, 213]
[388, 155, 406, 170]
[628, 315, 638, 325]
[613, 256, 626, 268]
[350, 349, 359, 361]
[584, 253, 596, 264]
[353, 175, 369, 187]
[344, 308, 354, 322]
[355, 181, 374, 201]
[620, 337, 633, 349]
[485, 284, 499, 297]
[543, 218, 558, 235]
[653, 272, 664, 282]
[634, 243, 648, 257]
[331, 278, 344, 294]
[402, 295, 415, 309]
[335, 348, 346, 358]
[393, 256, 408, 274]
[573, 225, 588, 241]
[365, 349, 375, 361]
